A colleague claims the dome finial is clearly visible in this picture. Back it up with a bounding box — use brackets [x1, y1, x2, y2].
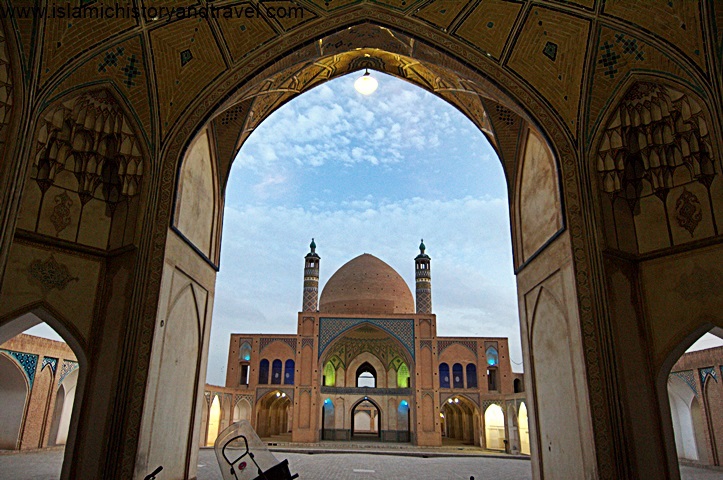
[310, 238, 316, 252]
[419, 239, 425, 253]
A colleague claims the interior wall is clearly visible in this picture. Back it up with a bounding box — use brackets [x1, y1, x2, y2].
[133, 230, 215, 480]
[517, 231, 597, 480]
[515, 128, 563, 264]
[174, 129, 219, 261]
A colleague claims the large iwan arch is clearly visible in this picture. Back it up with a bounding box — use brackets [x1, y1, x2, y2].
[0, 4, 720, 479]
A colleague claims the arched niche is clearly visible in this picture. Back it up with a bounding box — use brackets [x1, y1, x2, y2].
[657, 325, 723, 476]
[18, 87, 147, 251]
[441, 395, 480, 447]
[256, 390, 291, 438]
[351, 397, 381, 440]
[51, 367, 79, 446]
[484, 403, 506, 450]
[233, 398, 252, 423]
[519, 402, 530, 455]
[593, 80, 720, 256]
[206, 395, 221, 446]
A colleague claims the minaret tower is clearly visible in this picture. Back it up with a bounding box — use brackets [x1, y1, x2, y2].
[302, 239, 320, 312]
[415, 239, 432, 314]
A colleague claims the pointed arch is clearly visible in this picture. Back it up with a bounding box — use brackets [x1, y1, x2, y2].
[323, 361, 336, 387]
[206, 395, 221, 446]
[0, 352, 29, 449]
[397, 362, 410, 388]
[238, 342, 252, 361]
[233, 397, 252, 423]
[0, 307, 88, 480]
[351, 396, 382, 439]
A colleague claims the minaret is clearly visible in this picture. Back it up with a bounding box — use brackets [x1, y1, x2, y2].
[302, 239, 320, 312]
[415, 239, 432, 314]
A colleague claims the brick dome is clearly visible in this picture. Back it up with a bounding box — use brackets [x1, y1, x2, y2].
[319, 254, 414, 315]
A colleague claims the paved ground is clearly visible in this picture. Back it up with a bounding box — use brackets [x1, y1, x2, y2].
[1, 448, 722, 479]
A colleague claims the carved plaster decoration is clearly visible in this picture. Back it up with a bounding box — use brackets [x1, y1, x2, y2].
[28, 254, 79, 293]
[33, 89, 143, 207]
[675, 188, 703, 236]
[50, 191, 73, 234]
[596, 83, 714, 209]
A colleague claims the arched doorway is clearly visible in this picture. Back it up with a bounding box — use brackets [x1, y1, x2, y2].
[484, 404, 506, 451]
[397, 400, 411, 443]
[206, 395, 221, 446]
[158, 17, 567, 478]
[0, 310, 86, 479]
[256, 391, 291, 439]
[351, 397, 381, 441]
[441, 396, 480, 447]
[519, 402, 531, 455]
[659, 326, 723, 475]
[321, 398, 335, 440]
[0, 353, 28, 449]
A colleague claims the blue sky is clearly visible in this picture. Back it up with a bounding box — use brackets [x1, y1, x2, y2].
[24, 71, 723, 385]
[207, 72, 520, 385]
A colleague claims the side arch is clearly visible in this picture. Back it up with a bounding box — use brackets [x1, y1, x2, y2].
[0, 352, 29, 449]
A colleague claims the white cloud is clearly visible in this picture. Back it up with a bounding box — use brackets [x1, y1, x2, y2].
[207, 195, 522, 385]
[237, 72, 459, 173]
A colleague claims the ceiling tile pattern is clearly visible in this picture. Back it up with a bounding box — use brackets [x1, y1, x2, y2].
[603, 0, 707, 71]
[150, 17, 227, 136]
[13, 0, 716, 171]
[507, 6, 591, 130]
[413, 0, 469, 31]
[453, 0, 523, 60]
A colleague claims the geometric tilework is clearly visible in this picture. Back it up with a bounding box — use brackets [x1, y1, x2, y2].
[319, 318, 415, 359]
[597, 40, 622, 78]
[700, 367, 717, 385]
[1, 350, 38, 388]
[543, 41, 558, 61]
[415, 290, 432, 315]
[481, 399, 502, 412]
[419, 340, 433, 351]
[672, 370, 697, 395]
[42, 356, 58, 374]
[301, 338, 314, 349]
[597, 32, 646, 80]
[437, 340, 477, 358]
[180, 49, 193, 67]
[259, 337, 297, 353]
[58, 360, 79, 386]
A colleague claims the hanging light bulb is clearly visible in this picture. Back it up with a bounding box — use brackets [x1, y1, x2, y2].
[354, 69, 378, 95]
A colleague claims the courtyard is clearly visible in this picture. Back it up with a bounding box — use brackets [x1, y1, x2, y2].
[1, 449, 722, 480]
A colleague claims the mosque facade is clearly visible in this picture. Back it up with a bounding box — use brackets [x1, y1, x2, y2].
[201, 242, 528, 450]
